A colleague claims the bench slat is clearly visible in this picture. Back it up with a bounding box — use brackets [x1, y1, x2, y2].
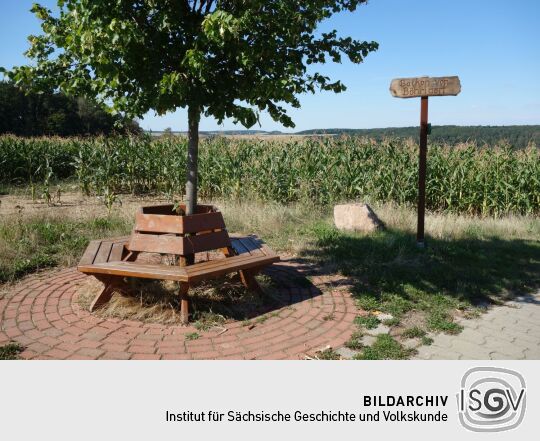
[231, 237, 251, 255]
[250, 238, 277, 257]
[184, 253, 279, 279]
[78, 262, 189, 282]
[94, 241, 114, 264]
[79, 252, 278, 284]
[232, 236, 275, 257]
[135, 209, 226, 235]
[184, 230, 231, 254]
[109, 242, 126, 262]
[135, 212, 184, 234]
[128, 230, 231, 255]
[128, 233, 184, 254]
[182, 212, 226, 234]
[79, 240, 102, 266]
[186, 254, 280, 283]
[239, 236, 266, 256]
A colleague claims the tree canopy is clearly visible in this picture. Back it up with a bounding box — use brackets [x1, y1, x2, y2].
[4, 0, 378, 219]
[0, 81, 140, 136]
[4, 0, 378, 128]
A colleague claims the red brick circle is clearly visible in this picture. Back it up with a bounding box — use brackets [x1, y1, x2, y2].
[0, 261, 357, 360]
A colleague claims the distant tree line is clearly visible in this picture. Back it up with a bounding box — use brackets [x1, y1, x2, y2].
[298, 126, 540, 149]
[0, 81, 140, 137]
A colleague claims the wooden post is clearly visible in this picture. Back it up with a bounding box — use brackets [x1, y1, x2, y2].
[417, 96, 429, 247]
[239, 268, 263, 293]
[389, 76, 461, 248]
[179, 283, 190, 324]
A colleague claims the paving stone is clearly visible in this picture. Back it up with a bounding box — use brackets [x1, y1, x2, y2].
[366, 324, 390, 336]
[415, 290, 540, 360]
[335, 347, 359, 360]
[1, 264, 358, 360]
[374, 312, 394, 321]
[428, 333, 455, 349]
[361, 335, 377, 346]
[489, 351, 522, 360]
[457, 329, 488, 345]
[523, 347, 540, 359]
[450, 340, 493, 360]
[402, 338, 421, 350]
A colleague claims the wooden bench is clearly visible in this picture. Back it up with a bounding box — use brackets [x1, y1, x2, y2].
[77, 205, 279, 323]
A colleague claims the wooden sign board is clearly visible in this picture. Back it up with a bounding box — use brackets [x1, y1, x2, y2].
[390, 76, 461, 98]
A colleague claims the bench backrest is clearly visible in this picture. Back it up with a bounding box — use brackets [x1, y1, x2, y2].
[127, 204, 231, 256]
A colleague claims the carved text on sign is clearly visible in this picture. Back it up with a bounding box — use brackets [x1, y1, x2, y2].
[390, 76, 461, 98]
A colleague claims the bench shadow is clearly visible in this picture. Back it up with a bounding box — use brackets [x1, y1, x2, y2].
[295, 228, 540, 308]
[188, 262, 324, 322]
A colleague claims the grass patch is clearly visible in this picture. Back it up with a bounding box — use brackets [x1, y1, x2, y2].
[185, 332, 200, 341]
[354, 315, 380, 330]
[427, 310, 463, 334]
[0, 342, 24, 360]
[193, 312, 226, 331]
[1, 254, 57, 282]
[345, 331, 364, 350]
[300, 213, 540, 342]
[355, 294, 380, 311]
[382, 317, 400, 327]
[315, 348, 341, 360]
[421, 336, 434, 346]
[402, 326, 427, 339]
[0, 213, 130, 283]
[355, 334, 413, 360]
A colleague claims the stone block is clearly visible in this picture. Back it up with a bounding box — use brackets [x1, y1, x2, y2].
[333, 203, 384, 233]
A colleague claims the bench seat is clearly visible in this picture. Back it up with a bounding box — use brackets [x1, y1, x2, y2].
[78, 237, 279, 283]
[77, 234, 279, 322]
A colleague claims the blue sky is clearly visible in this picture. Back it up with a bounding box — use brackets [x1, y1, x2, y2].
[1, 0, 539, 131]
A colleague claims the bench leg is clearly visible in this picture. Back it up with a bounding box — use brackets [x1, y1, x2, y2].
[239, 269, 263, 293]
[89, 276, 129, 312]
[179, 283, 190, 325]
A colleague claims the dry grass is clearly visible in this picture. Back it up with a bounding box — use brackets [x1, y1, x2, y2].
[1, 191, 538, 284]
[372, 201, 539, 241]
[216, 199, 321, 253]
[77, 277, 184, 325]
[76, 272, 282, 327]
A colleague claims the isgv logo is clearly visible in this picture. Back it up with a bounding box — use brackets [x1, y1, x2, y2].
[457, 367, 526, 432]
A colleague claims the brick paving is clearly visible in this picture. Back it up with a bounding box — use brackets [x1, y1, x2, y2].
[0, 260, 357, 360]
[416, 291, 540, 360]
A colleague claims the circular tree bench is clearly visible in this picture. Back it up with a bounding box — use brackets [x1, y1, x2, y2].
[77, 204, 279, 324]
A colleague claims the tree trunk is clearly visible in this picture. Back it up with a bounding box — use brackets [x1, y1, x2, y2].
[185, 105, 200, 216]
[183, 105, 200, 267]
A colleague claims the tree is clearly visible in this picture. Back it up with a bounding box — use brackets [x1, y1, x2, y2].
[0, 81, 141, 136]
[4, 0, 378, 215]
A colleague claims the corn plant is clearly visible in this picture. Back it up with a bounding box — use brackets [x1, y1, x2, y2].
[0, 135, 538, 216]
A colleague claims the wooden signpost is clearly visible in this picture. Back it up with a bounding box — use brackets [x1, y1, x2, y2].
[390, 76, 461, 247]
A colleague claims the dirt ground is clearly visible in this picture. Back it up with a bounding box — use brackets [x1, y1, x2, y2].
[0, 191, 171, 219]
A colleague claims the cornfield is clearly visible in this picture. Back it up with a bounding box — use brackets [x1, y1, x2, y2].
[0, 135, 538, 216]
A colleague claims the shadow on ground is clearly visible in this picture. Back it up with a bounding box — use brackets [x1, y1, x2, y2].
[189, 263, 323, 321]
[295, 226, 540, 328]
